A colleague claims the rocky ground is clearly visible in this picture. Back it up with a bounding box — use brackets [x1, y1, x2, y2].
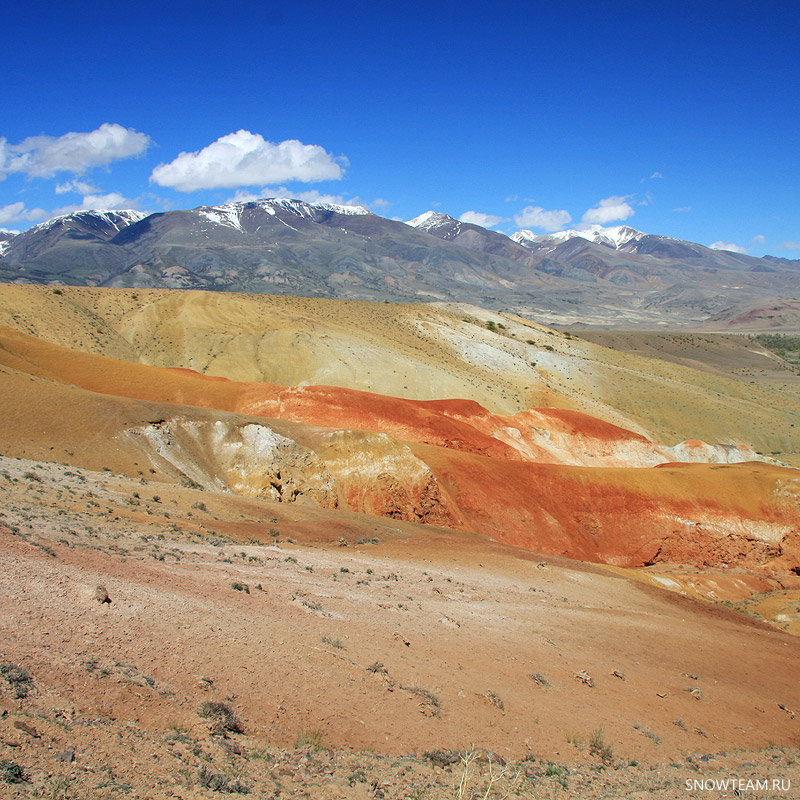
[1, 455, 798, 799]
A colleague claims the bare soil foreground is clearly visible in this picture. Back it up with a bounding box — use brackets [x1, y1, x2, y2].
[1, 457, 798, 799]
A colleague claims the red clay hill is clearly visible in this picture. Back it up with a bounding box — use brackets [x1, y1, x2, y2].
[1, 324, 798, 573]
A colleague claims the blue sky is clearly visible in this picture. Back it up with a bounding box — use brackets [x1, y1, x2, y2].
[2, 0, 799, 256]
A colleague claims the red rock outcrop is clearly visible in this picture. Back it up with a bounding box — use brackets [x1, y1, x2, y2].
[1, 325, 797, 572]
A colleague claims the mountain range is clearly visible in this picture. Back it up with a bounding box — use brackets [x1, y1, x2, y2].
[1, 200, 798, 327]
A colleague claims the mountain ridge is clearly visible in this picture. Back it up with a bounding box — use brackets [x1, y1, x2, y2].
[2, 200, 798, 328]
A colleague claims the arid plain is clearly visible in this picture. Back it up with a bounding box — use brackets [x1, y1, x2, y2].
[1, 285, 799, 799]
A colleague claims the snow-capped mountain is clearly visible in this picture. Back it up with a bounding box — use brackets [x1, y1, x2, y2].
[406, 210, 462, 233]
[194, 198, 372, 232]
[512, 224, 647, 251]
[9, 201, 371, 253]
[1, 200, 798, 328]
[25, 209, 147, 239]
[196, 198, 372, 231]
[5, 198, 530, 297]
[405, 210, 533, 261]
[3, 209, 147, 268]
[511, 223, 712, 261]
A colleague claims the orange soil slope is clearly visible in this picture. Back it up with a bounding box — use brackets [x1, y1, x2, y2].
[0, 325, 757, 468]
[1, 325, 798, 571]
[411, 443, 800, 570]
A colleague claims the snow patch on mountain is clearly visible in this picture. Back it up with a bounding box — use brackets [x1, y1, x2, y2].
[198, 204, 245, 231]
[257, 198, 371, 217]
[318, 202, 372, 216]
[198, 198, 374, 230]
[0, 229, 16, 256]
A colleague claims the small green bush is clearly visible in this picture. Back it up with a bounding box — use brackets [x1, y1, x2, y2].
[1, 760, 26, 783]
[295, 729, 324, 750]
[197, 765, 250, 793]
[199, 701, 243, 734]
[0, 663, 33, 698]
[589, 728, 614, 765]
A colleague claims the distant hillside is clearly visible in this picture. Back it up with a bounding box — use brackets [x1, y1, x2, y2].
[1, 284, 798, 464]
[701, 298, 800, 331]
[1, 201, 798, 328]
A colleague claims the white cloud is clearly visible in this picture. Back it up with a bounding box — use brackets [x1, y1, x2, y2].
[673, 206, 692, 213]
[151, 130, 344, 191]
[513, 205, 572, 232]
[45, 193, 139, 218]
[1, 123, 150, 178]
[0, 191, 139, 231]
[709, 241, 748, 254]
[0, 202, 48, 226]
[780, 240, 800, 250]
[55, 179, 100, 195]
[650, 171, 664, 179]
[459, 211, 503, 228]
[709, 235, 766, 255]
[78, 192, 137, 210]
[582, 196, 635, 225]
